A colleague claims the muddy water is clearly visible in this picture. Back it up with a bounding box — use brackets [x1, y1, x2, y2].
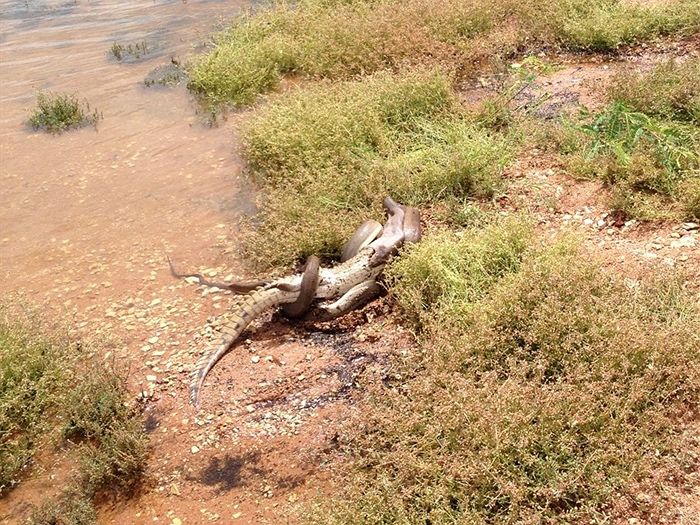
[3, 5, 345, 523]
[0, 0, 253, 305]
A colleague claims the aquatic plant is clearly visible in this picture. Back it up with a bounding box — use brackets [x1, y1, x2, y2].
[28, 92, 101, 134]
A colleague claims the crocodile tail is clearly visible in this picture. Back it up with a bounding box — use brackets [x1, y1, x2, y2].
[189, 288, 284, 407]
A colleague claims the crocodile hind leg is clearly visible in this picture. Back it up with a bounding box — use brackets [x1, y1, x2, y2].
[305, 280, 383, 322]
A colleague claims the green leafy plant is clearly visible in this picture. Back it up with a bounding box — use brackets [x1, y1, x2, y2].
[28, 92, 101, 134]
[557, 102, 699, 219]
[0, 305, 147, 520]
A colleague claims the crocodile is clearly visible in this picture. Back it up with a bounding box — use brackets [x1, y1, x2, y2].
[184, 197, 421, 407]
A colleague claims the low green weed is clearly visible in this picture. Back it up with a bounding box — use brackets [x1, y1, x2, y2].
[25, 493, 96, 525]
[0, 315, 71, 491]
[0, 305, 147, 519]
[608, 57, 700, 123]
[508, 55, 560, 82]
[63, 372, 147, 493]
[680, 177, 700, 219]
[310, 225, 700, 523]
[555, 60, 700, 220]
[28, 92, 101, 134]
[578, 103, 698, 191]
[189, 0, 700, 106]
[241, 70, 516, 267]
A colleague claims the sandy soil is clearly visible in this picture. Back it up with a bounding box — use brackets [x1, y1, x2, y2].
[1, 3, 699, 523]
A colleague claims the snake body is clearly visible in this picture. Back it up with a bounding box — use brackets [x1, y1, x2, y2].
[281, 256, 320, 318]
[178, 197, 421, 407]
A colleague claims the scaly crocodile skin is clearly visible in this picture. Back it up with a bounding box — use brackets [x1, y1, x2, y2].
[189, 197, 418, 407]
[190, 286, 296, 406]
[189, 247, 380, 406]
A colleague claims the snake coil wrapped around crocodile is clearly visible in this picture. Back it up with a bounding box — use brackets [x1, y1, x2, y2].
[169, 197, 421, 407]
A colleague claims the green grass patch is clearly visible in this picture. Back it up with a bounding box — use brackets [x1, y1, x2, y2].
[386, 218, 532, 328]
[25, 493, 97, 525]
[240, 69, 516, 267]
[309, 222, 700, 523]
[0, 313, 70, 490]
[0, 305, 147, 522]
[552, 59, 700, 220]
[680, 177, 700, 219]
[28, 92, 101, 134]
[608, 57, 700, 124]
[188, 0, 700, 106]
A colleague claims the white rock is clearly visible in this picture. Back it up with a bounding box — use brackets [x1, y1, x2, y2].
[670, 237, 696, 249]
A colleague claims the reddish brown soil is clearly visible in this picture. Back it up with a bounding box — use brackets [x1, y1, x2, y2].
[1, 5, 699, 523]
[1, 2, 377, 523]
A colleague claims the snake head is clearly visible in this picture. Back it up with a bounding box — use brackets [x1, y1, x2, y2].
[368, 197, 407, 265]
[401, 205, 422, 244]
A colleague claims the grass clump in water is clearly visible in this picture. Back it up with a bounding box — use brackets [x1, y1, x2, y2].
[309, 221, 700, 523]
[189, 0, 700, 106]
[110, 40, 149, 62]
[241, 69, 516, 267]
[555, 59, 700, 220]
[28, 92, 101, 134]
[0, 305, 147, 521]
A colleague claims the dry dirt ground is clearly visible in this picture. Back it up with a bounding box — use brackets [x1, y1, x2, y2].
[2, 39, 700, 525]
